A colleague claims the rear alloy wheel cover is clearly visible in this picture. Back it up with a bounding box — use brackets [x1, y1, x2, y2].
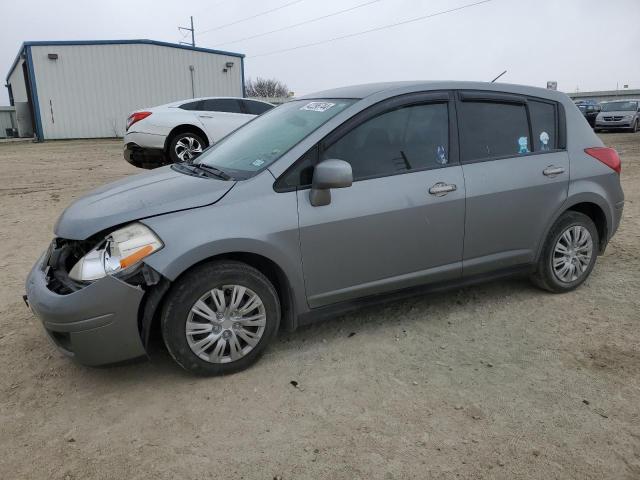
[185, 285, 266, 364]
[551, 225, 593, 283]
[174, 136, 203, 162]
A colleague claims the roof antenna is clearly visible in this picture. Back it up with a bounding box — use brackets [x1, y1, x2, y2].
[490, 70, 507, 83]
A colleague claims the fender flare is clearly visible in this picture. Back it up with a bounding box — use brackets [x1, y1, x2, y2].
[534, 192, 612, 262]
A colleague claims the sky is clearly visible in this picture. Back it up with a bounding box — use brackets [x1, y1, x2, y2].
[2, 0, 640, 104]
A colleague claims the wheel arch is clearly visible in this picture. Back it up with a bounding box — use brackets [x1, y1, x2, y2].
[535, 193, 612, 262]
[141, 248, 298, 347]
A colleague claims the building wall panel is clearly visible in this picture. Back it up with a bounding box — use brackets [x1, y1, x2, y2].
[30, 43, 243, 139]
[8, 61, 28, 103]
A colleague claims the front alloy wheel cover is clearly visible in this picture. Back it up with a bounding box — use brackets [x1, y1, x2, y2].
[185, 285, 266, 363]
[551, 225, 594, 283]
[174, 136, 203, 162]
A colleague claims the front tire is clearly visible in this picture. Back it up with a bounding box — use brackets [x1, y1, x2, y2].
[531, 211, 599, 293]
[161, 261, 281, 376]
[168, 132, 206, 163]
[632, 119, 639, 133]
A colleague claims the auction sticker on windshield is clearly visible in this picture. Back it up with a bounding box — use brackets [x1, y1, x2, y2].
[300, 102, 335, 112]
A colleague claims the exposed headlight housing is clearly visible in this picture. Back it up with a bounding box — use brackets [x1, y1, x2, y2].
[69, 223, 163, 282]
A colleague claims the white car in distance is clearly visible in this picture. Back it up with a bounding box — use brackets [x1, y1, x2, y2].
[124, 97, 274, 168]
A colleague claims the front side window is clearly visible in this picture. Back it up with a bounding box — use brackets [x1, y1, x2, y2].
[529, 100, 557, 152]
[321, 103, 449, 181]
[195, 99, 356, 179]
[202, 98, 243, 113]
[458, 101, 530, 161]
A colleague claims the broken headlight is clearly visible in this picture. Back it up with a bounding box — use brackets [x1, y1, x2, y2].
[69, 223, 163, 281]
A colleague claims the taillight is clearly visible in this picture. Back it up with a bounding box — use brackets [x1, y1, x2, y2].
[126, 111, 152, 131]
[585, 147, 621, 174]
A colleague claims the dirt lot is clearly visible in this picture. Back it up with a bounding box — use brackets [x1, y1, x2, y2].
[0, 135, 639, 480]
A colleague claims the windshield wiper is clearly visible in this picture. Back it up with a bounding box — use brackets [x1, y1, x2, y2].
[191, 164, 232, 180]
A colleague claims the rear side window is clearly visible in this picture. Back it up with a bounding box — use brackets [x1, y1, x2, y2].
[243, 100, 274, 115]
[322, 103, 449, 181]
[180, 100, 204, 111]
[458, 101, 530, 161]
[202, 99, 243, 113]
[529, 100, 557, 151]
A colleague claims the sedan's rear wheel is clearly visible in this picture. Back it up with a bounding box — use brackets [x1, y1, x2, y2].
[161, 261, 280, 376]
[531, 211, 599, 293]
[168, 132, 205, 163]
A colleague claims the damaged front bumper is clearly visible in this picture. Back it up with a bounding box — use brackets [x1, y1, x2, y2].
[24, 243, 163, 367]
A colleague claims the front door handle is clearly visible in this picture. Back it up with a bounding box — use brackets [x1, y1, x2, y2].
[543, 166, 565, 177]
[429, 182, 457, 196]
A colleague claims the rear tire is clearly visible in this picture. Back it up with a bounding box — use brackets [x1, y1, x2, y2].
[161, 261, 281, 376]
[168, 132, 206, 163]
[531, 211, 599, 293]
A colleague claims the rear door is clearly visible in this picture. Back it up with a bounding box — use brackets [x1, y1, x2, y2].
[198, 98, 253, 142]
[284, 92, 466, 308]
[457, 91, 569, 276]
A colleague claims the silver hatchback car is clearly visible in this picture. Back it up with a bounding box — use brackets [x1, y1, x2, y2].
[25, 81, 624, 375]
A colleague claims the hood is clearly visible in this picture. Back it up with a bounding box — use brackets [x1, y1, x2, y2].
[55, 166, 235, 240]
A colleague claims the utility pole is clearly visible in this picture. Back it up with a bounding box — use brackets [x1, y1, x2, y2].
[179, 16, 195, 47]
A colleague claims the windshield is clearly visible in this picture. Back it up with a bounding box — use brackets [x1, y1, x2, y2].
[602, 101, 638, 112]
[195, 99, 356, 178]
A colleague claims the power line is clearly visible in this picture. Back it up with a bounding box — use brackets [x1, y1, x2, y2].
[247, 0, 492, 59]
[199, 0, 306, 36]
[210, 0, 383, 47]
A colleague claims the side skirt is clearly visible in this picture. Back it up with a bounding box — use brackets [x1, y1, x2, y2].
[295, 264, 532, 327]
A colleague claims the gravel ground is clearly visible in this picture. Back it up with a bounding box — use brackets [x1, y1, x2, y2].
[0, 135, 638, 480]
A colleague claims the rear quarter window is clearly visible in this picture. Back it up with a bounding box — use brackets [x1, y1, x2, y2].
[180, 101, 204, 111]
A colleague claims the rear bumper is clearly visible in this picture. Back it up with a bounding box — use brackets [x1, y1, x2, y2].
[124, 130, 166, 150]
[25, 250, 147, 366]
[612, 200, 624, 238]
[123, 143, 166, 168]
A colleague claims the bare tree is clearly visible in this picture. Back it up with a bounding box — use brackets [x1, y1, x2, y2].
[245, 77, 290, 98]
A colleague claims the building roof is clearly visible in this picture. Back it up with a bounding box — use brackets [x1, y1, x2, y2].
[5, 39, 245, 83]
[568, 89, 640, 99]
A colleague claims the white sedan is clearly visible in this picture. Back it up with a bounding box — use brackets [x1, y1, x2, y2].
[123, 97, 274, 168]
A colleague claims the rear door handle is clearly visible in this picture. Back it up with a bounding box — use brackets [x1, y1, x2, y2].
[199, 115, 213, 119]
[429, 182, 457, 196]
[543, 166, 565, 177]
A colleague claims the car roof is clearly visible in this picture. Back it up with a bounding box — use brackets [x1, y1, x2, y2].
[299, 81, 568, 103]
[163, 97, 273, 107]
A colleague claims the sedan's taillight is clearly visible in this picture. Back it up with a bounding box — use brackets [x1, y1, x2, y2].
[585, 147, 621, 174]
[126, 111, 152, 131]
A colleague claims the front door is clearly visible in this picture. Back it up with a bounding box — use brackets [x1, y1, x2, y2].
[456, 92, 570, 276]
[295, 94, 466, 308]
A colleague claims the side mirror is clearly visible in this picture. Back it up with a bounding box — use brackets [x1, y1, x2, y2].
[309, 159, 353, 207]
